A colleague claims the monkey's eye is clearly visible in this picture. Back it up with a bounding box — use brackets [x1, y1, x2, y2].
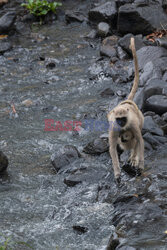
[116, 117, 127, 127]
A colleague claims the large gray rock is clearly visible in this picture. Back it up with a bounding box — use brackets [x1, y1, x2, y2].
[0, 39, 12, 54]
[143, 116, 164, 136]
[137, 46, 167, 70]
[143, 79, 167, 113]
[88, 2, 117, 24]
[51, 145, 80, 172]
[65, 10, 86, 23]
[145, 95, 167, 115]
[118, 4, 167, 35]
[144, 78, 167, 100]
[118, 33, 144, 55]
[136, 47, 167, 85]
[0, 12, 16, 33]
[100, 45, 117, 58]
[83, 138, 109, 155]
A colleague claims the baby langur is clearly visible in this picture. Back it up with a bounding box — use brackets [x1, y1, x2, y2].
[107, 37, 144, 181]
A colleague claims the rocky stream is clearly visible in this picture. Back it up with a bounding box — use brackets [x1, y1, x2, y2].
[0, 0, 167, 249]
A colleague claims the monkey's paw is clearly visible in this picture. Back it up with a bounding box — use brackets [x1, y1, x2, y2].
[130, 157, 139, 167]
[115, 176, 121, 185]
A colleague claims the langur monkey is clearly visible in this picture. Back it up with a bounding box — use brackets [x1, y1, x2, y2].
[107, 37, 144, 182]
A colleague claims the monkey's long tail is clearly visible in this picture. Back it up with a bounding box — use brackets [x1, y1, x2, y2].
[128, 37, 139, 101]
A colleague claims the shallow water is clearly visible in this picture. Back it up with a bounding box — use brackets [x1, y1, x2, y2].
[0, 4, 167, 250]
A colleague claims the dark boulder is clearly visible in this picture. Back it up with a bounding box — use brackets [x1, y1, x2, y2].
[0, 39, 12, 54]
[73, 225, 88, 234]
[143, 116, 164, 136]
[145, 95, 167, 115]
[0, 151, 8, 173]
[118, 4, 167, 35]
[144, 79, 167, 100]
[83, 138, 109, 155]
[117, 46, 128, 60]
[100, 45, 117, 58]
[100, 88, 114, 97]
[64, 177, 82, 187]
[65, 10, 86, 23]
[88, 2, 117, 25]
[143, 79, 167, 112]
[0, 12, 16, 33]
[143, 132, 161, 149]
[51, 145, 80, 172]
[115, 0, 134, 8]
[118, 33, 144, 55]
[137, 46, 167, 70]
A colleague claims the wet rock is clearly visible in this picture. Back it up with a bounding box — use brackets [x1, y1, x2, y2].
[100, 45, 117, 58]
[15, 21, 31, 35]
[143, 132, 161, 149]
[0, 39, 12, 54]
[134, 0, 149, 6]
[88, 2, 117, 24]
[133, 87, 144, 109]
[97, 22, 110, 37]
[143, 116, 164, 136]
[22, 13, 37, 23]
[162, 112, 167, 122]
[100, 88, 114, 97]
[144, 79, 167, 99]
[46, 58, 59, 69]
[113, 195, 138, 205]
[102, 36, 119, 47]
[116, 246, 136, 250]
[115, 0, 134, 8]
[116, 90, 126, 97]
[85, 29, 97, 39]
[0, 12, 16, 33]
[107, 234, 119, 250]
[162, 71, 167, 81]
[156, 37, 167, 49]
[140, 61, 154, 86]
[117, 46, 128, 60]
[100, 36, 118, 58]
[118, 4, 167, 35]
[83, 138, 109, 155]
[65, 10, 86, 23]
[154, 135, 167, 144]
[64, 176, 81, 187]
[118, 33, 144, 55]
[73, 225, 88, 234]
[51, 145, 80, 172]
[0, 151, 8, 173]
[122, 163, 141, 177]
[143, 79, 167, 111]
[145, 95, 167, 115]
[137, 46, 167, 70]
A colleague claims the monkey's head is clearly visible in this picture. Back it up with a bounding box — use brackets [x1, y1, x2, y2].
[113, 106, 129, 128]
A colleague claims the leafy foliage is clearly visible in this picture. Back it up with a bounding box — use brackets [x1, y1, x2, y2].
[21, 0, 62, 17]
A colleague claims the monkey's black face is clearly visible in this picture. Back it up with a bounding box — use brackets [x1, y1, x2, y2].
[116, 117, 127, 127]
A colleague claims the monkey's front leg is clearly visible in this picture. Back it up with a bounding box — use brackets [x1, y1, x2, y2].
[131, 126, 144, 171]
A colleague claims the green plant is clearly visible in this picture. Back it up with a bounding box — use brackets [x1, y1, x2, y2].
[21, 0, 62, 17]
